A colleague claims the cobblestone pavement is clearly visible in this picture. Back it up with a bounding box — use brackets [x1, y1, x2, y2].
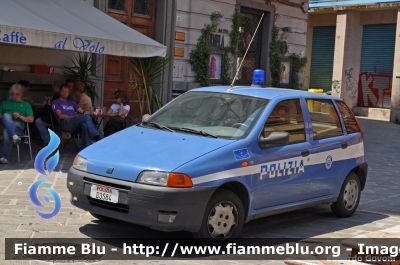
[0, 118, 399, 265]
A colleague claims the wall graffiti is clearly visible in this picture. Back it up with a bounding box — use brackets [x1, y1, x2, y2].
[332, 80, 341, 94]
[358, 72, 392, 108]
[344, 68, 357, 97]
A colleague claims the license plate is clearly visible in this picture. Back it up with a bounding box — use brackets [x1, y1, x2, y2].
[90, 185, 119, 203]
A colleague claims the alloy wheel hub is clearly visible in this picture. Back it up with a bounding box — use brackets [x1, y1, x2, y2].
[343, 180, 358, 211]
[208, 202, 236, 238]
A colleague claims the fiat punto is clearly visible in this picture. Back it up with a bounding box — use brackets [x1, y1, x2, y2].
[68, 86, 367, 240]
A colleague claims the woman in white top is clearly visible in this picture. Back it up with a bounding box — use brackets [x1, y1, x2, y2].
[104, 90, 130, 137]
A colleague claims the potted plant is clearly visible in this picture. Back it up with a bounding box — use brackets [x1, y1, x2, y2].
[63, 53, 102, 102]
[129, 56, 172, 117]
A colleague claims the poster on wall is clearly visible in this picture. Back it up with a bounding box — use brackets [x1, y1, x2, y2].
[209, 50, 224, 83]
[279, 57, 292, 88]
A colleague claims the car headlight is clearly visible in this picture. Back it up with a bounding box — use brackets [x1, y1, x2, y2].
[137, 171, 193, 188]
[72, 155, 87, 172]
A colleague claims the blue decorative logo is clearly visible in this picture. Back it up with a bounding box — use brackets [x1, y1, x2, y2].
[34, 129, 60, 176]
[326, 155, 333, 169]
[29, 179, 61, 219]
[30, 129, 61, 219]
[233, 148, 250, 161]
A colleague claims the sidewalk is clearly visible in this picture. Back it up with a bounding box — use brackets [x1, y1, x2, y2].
[0, 118, 399, 265]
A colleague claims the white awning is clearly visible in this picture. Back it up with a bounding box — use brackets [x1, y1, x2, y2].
[0, 0, 167, 57]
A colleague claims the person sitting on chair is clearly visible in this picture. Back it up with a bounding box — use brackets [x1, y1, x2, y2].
[73, 82, 92, 113]
[0, 84, 34, 164]
[35, 80, 63, 147]
[104, 90, 130, 137]
[52, 85, 100, 148]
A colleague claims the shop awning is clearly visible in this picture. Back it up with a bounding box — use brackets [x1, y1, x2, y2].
[0, 0, 167, 57]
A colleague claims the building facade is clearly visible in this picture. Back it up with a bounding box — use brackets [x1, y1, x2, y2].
[172, 0, 309, 96]
[306, 0, 400, 122]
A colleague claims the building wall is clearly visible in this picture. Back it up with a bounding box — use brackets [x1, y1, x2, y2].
[254, 0, 308, 55]
[306, 8, 400, 122]
[173, 0, 309, 92]
[173, 0, 237, 93]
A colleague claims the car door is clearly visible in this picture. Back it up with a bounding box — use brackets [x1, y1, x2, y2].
[252, 98, 313, 209]
[306, 98, 349, 199]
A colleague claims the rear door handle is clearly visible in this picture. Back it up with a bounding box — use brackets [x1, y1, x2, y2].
[342, 142, 348, 149]
[301, 150, 310, 157]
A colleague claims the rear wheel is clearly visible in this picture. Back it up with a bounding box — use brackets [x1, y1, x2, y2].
[90, 212, 114, 222]
[331, 172, 361, 217]
[193, 189, 245, 240]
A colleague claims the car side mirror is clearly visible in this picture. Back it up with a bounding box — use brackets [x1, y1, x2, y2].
[142, 114, 151, 122]
[259, 132, 289, 146]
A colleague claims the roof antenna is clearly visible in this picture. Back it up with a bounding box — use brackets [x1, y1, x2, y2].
[229, 13, 265, 91]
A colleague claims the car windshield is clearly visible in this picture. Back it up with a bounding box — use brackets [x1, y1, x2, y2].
[145, 91, 269, 139]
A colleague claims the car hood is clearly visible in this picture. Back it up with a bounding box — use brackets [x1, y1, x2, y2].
[79, 125, 237, 182]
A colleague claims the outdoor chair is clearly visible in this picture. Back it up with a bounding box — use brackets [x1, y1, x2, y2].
[49, 112, 81, 152]
[17, 123, 33, 162]
[0, 117, 32, 162]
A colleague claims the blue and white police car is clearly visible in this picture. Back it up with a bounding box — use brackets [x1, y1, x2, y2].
[68, 75, 367, 240]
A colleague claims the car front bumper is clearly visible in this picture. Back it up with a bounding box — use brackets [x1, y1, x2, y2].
[67, 167, 217, 232]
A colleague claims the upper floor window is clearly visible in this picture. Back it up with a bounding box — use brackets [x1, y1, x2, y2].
[108, 0, 126, 11]
[134, 0, 150, 15]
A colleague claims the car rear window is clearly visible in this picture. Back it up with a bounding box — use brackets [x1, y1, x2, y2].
[336, 101, 361, 134]
[306, 99, 343, 140]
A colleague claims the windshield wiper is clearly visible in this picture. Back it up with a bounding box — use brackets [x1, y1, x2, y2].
[141, 122, 175, 132]
[175, 127, 218, 138]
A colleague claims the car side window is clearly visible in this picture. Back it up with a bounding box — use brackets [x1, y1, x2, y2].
[306, 99, 343, 140]
[336, 101, 361, 134]
[261, 99, 306, 148]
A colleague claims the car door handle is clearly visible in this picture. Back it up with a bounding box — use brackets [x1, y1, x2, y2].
[342, 142, 348, 149]
[301, 150, 310, 157]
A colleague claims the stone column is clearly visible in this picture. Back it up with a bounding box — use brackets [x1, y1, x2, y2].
[331, 10, 362, 108]
[391, 8, 400, 123]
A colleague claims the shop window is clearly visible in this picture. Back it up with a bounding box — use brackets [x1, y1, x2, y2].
[134, 0, 150, 15]
[307, 99, 343, 140]
[108, 0, 126, 11]
[336, 101, 361, 134]
[262, 99, 306, 148]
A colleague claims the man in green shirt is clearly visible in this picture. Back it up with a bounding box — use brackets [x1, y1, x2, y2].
[0, 84, 34, 164]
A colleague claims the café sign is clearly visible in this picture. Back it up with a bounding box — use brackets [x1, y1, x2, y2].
[54, 37, 105, 54]
[0, 28, 106, 54]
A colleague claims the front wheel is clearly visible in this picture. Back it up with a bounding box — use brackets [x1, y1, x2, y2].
[193, 189, 245, 240]
[331, 173, 361, 217]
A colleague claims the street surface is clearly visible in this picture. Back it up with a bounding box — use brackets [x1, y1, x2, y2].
[0, 118, 399, 264]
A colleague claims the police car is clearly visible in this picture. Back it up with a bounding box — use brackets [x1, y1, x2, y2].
[68, 76, 367, 240]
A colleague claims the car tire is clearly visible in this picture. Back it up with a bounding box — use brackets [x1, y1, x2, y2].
[193, 189, 245, 240]
[90, 212, 114, 222]
[331, 172, 361, 217]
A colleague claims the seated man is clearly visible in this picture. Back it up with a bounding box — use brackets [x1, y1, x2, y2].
[0, 84, 34, 164]
[73, 82, 92, 113]
[6, 80, 31, 101]
[36, 80, 63, 146]
[52, 85, 100, 148]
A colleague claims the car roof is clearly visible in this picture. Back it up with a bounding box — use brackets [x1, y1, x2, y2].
[191, 86, 342, 101]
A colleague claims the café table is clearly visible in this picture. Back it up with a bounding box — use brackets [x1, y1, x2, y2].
[90, 113, 116, 130]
